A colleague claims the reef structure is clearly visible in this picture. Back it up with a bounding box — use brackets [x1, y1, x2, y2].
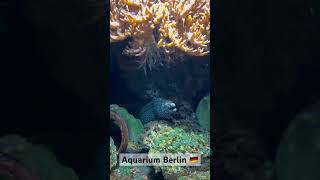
[110, 0, 210, 70]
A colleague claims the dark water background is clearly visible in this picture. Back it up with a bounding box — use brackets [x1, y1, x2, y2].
[1, 1, 106, 179]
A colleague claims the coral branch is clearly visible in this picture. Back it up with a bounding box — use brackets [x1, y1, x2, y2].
[110, 111, 129, 153]
[110, 0, 210, 69]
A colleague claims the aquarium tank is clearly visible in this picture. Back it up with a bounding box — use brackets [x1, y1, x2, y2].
[109, 0, 211, 179]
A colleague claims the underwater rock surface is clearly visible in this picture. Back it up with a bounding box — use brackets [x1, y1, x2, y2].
[110, 137, 117, 170]
[110, 104, 211, 179]
[143, 121, 210, 179]
[116, 54, 210, 104]
[110, 166, 151, 180]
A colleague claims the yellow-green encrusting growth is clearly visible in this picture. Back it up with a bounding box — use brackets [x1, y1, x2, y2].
[110, 137, 118, 170]
[143, 122, 211, 179]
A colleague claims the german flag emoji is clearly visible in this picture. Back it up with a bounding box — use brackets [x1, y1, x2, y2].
[189, 156, 199, 163]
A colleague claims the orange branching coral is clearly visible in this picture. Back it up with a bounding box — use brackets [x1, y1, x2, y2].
[110, 0, 210, 68]
[157, 0, 210, 56]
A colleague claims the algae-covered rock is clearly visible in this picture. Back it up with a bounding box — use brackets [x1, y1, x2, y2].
[110, 166, 150, 180]
[111, 104, 144, 144]
[126, 141, 145, 153]
[110, 137, 118, 170]
[178, 170, 210, 180]
[143, 122, 211, 179]
[0, 134, 79, 180]
[276, 102, 320, 180]
[144, 122, 210, 155]
[196, 95, 210, 130]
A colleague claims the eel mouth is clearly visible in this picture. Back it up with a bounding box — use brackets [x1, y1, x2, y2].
[166, 102, 177, 112]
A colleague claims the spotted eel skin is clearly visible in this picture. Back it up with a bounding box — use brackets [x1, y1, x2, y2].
[138, 98, 177, 124]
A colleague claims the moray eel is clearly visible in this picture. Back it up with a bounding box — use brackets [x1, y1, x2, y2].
[138, 98, 177, 124]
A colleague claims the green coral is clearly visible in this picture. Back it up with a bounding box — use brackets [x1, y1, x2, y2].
[110, 104, 144, 144]
[111, 166, 149, 180]
[144, 123, 210, 155]
[0, 135, 79, 180]
[276, 109, 320, 180]
[196, 95, 210, 130]
[178, 170, 210, 180]
[126, 141, 145, 153]
[143, 122, 211, 179]
[110, 137, 118, 170]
